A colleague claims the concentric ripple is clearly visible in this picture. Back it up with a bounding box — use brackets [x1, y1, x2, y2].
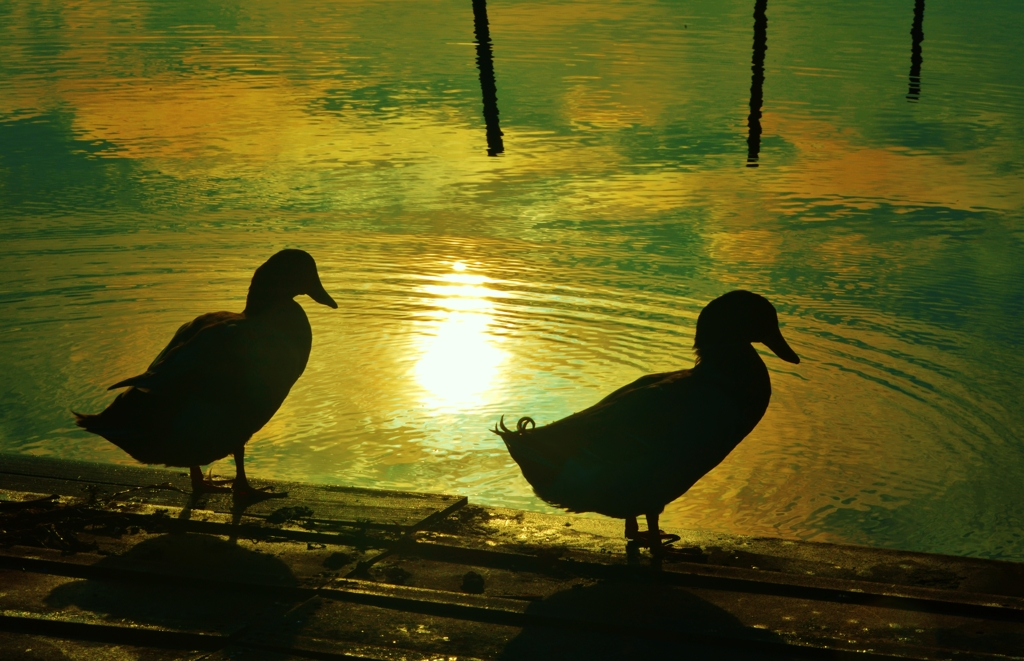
[2, 0, 1023, 560]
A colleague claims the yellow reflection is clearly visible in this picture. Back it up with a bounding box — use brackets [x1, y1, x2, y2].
[414, 264, 507, 411]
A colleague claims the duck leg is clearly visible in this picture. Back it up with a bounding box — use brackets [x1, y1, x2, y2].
[624, 513, 680, 552]
[232, 446, 286, 502]
[646, 513, 666, 556]
[189, 466, 232, 494]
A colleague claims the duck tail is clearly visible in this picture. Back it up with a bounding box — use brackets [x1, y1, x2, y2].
[73, 408, 124, 439]
[492, 415, 561, 488]
[490, 415, 536, 439]
[72, 404, 141, 446]
[72, 410, 100, 431]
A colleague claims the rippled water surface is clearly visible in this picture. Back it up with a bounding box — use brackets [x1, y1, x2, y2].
[2, 0, 1023, 559]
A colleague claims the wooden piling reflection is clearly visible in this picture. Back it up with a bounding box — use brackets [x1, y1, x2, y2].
[907, 0, 925, 101]
[472, 0, 504, 156]
[746, 0, 768, 167]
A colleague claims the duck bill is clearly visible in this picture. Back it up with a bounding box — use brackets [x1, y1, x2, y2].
[763, 328, 800, 364]
[308, 282, 338, 309]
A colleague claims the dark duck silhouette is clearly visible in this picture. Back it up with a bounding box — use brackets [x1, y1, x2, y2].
[74, 249, 337, 499]
[492, 290, 800, 553]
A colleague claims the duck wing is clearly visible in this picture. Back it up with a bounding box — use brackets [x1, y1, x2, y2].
[496, 370, 688, 482]
[76, 311, 257, 465]
[500, 368, 747, 517]
[107, 311, 244, 391]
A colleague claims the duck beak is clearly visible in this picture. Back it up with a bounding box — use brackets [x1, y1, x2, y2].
[763, 327, 800, 364]
[308, 282, 338, 309]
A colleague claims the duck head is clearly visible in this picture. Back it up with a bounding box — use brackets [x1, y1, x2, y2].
[694, 290, 799, 364]
[245, 249, 337, 313]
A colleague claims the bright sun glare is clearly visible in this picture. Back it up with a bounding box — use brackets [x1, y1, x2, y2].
[414, 263, 507, 411]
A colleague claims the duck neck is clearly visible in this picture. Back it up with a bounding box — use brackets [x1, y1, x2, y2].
[244, 287, 291, 315]
[694, 343, 772, 436]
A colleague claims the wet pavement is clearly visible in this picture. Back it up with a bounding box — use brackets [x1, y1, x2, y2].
[1, 455, 1022, 660]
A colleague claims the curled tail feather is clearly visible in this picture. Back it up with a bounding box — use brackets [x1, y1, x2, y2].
[491, 415, 536, 438]
[491, 414, 560, 489]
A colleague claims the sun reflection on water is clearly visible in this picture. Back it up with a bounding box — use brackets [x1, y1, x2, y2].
[414, 262, 508, 411]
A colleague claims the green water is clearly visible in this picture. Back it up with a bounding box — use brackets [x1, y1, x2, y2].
[2, 0, 1023, 560]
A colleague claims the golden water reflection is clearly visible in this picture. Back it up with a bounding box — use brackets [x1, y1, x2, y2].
[3, 0, 1024, 561]
[414, 262, 509, 412]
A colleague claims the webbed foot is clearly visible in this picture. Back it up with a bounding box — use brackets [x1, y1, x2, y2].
[232, 479, 287, 504]
[626, 529, 681, 547]
[624, 514, 680, 555]
[190, 466, 232, 494]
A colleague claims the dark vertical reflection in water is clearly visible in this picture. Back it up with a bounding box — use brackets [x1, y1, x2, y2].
[472, 0, 504, 156]
[746, 0, 768, 167]
[3, 0, 1024, 563]
[907, 0, 925, 101]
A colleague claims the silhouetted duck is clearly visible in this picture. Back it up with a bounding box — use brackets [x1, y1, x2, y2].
[74, 249, 337, 499]
[492, 290, 800, 553]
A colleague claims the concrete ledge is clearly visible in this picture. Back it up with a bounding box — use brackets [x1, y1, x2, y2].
[1, 454, 1022, 660]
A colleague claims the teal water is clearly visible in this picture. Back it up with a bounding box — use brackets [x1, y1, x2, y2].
[2, 0, 1023, 559]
